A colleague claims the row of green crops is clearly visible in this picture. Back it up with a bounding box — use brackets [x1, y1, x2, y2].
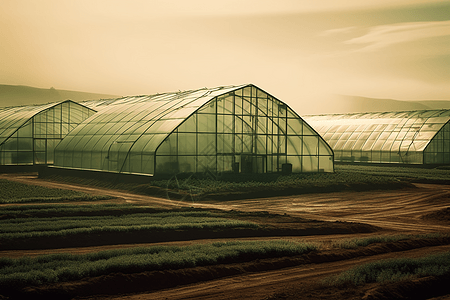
[147, 169, 402, 196]
[331, 233, 447, 249]
[142, 164, 450, 198]
[0, 179, 81, 200]
[324, 251, 450, 286]
[0, 179, 112, 203]
[0, 240, 317, 290]
[0, 194, 113, 204]
[0, 210, 258, 241]
[0, 203, 162, 218]
[2, 234, 448, 291]
[336, 164, 450, 182]
[40, 164, 449, 200]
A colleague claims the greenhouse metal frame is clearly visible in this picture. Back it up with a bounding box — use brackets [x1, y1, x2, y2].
[304, 110, 450, 165]
[53, 84, 334, 176]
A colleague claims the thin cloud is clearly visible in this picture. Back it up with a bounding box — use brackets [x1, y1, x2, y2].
[319, 27, 356, 37]
[344, 20, 450, 52]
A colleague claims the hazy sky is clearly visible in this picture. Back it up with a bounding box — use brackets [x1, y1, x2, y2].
[1, 0, 449, 112]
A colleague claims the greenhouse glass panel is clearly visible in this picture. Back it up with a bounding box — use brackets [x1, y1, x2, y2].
[352, 139, 367, 150]
[287, 118, 303, 135]
[342, 140, 357, 151]
[257, 117, 267, 134]
[81, 152, 92, 169]
[3, 139, 17, 151]
[335, 139, 348, 150]
[256, 135, 267, 155]
[177, 133, 197, 155]
[235, 134, 243, 153]
[17, 138, 33, 151]
[198, 134, 216, 155]
[302, 156, 318, 172]
[287, 136, 302, 155]
[303, 136, 318, 156]
[217, 134, 233, 154]
[140, 153, 154, 174]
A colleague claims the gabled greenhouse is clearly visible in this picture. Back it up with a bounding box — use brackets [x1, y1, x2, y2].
[304, 110, 450, 165]
[53, 84, 334, 176]
[0, 100, 96, 167]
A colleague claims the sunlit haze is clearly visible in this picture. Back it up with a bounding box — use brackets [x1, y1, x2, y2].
[1, 0, 449, 114]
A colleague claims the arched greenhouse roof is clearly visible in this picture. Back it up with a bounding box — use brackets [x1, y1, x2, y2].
[304, 109, 450, 164]
[0, 100, 85, 146]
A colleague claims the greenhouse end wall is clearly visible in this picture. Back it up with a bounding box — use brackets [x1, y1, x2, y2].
[154, 86, 333, 175]
[424, 121, 450, 164]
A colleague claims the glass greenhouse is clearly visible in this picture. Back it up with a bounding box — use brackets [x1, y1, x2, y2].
[0, 101, 96, 166]
[304, 110, 450, 165]
[53, 84, 334, 176]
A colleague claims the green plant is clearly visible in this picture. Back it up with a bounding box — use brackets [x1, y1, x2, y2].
[0, 179, 112, 203]
[0, 203, 150, 218]
[336, 164, 450, 182]
[0, 211, 258, 241]
[332, 233, 447, 249]
[0, 240, 317, 290]
[324, 251, 450, 286]
[145, 170, 402, 198]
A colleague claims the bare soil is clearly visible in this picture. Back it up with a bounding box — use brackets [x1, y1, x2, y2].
[1, 174, 450, 300]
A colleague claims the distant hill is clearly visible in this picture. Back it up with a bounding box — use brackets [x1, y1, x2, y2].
[334, 95, 431, 112]
[301, 95, 450, 115]
[2, 84, 449, 114]
[415, 100, 450, 110]
[0, 84, 118, 107]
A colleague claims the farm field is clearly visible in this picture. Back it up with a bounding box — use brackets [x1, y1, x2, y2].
[0, 165, 449, 300]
